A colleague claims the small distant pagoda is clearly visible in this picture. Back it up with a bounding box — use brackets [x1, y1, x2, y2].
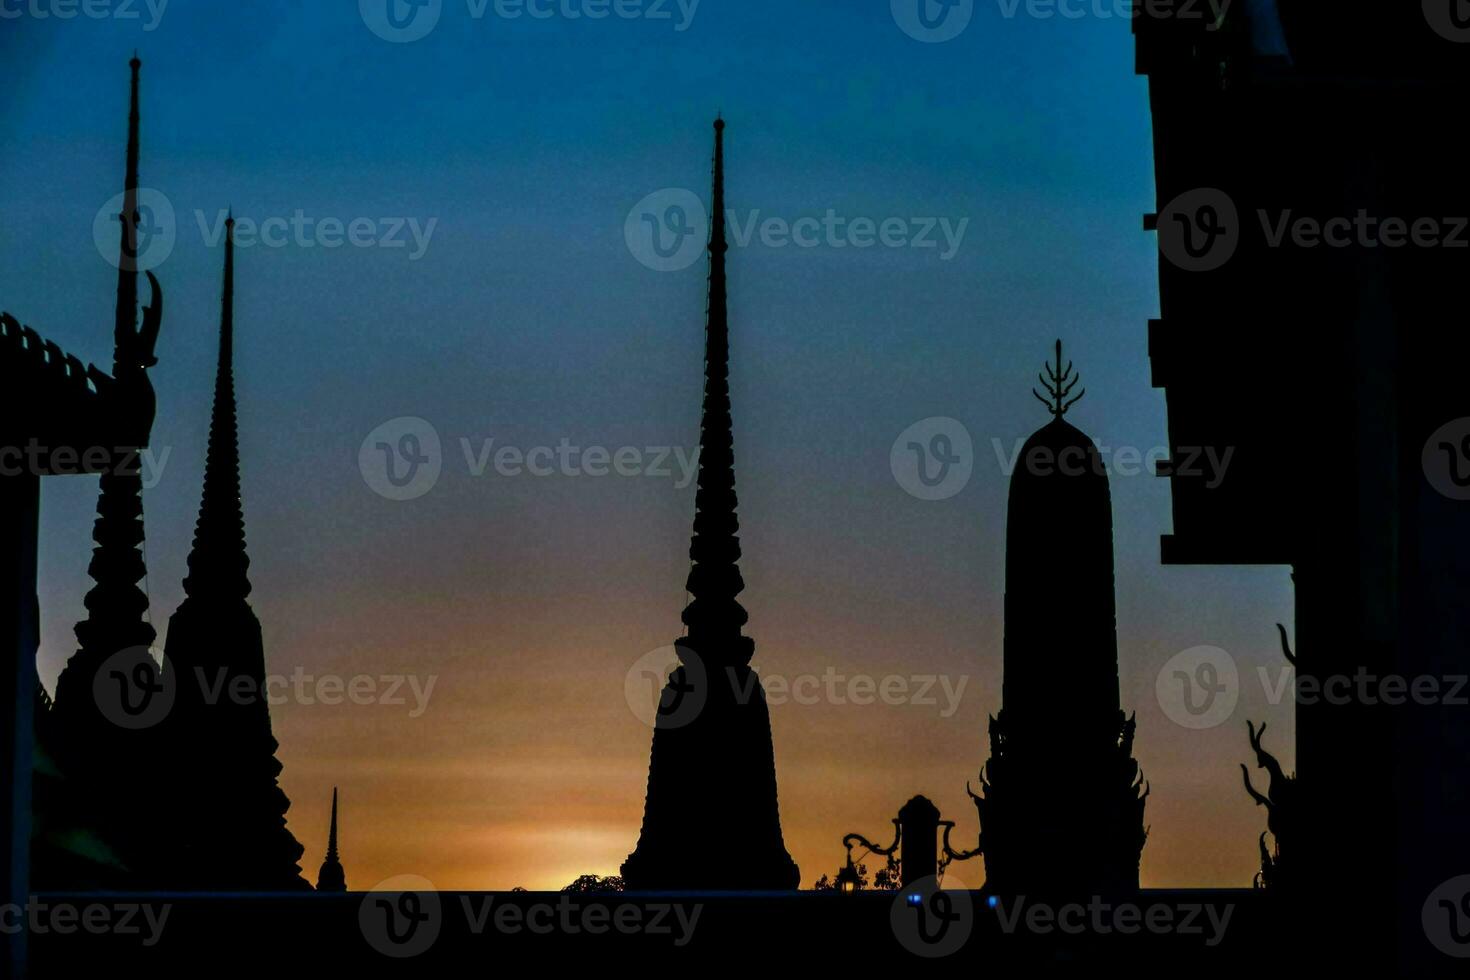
[621, 118, 799, 891]
[316, 788, 346, 893]
[972, 342, 1149, 894]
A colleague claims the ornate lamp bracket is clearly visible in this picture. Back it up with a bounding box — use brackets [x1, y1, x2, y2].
[940, 819, 983, 873]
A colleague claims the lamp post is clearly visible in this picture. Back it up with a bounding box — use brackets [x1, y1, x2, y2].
[834, 853, 863, 894]
[841, 795, 982, 889]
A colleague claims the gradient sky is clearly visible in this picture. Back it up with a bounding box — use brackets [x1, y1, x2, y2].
[3, 0, 1293, 891]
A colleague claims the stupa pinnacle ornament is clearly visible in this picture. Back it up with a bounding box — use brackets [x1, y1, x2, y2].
[316, 788, 347, 893]
[1032, 340, 1086, 418]
[157, 216, 309, 891]
[622, 118, 799, 891]
[971, 341, 1148, 894]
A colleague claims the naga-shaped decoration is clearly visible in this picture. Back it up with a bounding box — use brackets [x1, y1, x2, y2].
[1241, 718, 1296, 889]
[99, 269, 163, 448]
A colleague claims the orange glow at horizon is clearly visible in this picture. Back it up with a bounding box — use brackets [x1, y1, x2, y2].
[256, 572, 1293, 893]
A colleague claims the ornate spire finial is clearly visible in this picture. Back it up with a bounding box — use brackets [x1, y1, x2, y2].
[1032, 339, 1085, 418]
[710, 116, 726, 252]
[222, 213, 234, 363]
[180, 211, 250, 604]
[678, 116, 750, 663]
[114, 55, 144, 371]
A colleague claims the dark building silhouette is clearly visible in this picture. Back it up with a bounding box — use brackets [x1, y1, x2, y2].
[972, 344, 1147, 894]
[42, 55, 168, 889]
[622, 119, 799, 891]
[156, 216, 309, 890]
[315, 788, 346, 893]
[1134, 5, 1470, 972]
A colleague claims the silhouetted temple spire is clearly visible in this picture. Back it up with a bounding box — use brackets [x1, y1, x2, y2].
[156, 213, 308, 892]
[181, 215, 251, 606]
[315, 788, 346, 893]
[45, 55, 166, 890]
[65, 55, 159, 670]
[624, 119, 798, 891]
[972, 341, 1147, 894]
[679, 115, 753, 663]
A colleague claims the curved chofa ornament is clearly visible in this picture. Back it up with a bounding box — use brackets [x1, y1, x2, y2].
[1242, 714, 1296, 889]
[973, 342, 1148, 895]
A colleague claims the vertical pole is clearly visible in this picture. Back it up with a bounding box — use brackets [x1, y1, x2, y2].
[1, 472, 39, 978]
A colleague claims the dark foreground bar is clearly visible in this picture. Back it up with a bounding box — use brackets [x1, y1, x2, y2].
[19, 888, 1296, 971]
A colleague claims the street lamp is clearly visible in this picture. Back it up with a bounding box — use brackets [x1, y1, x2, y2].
[841, 795, 982, 888]
[835, 851, 863, 894]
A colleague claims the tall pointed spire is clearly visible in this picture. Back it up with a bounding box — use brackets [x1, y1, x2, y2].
[679, 114, 752, 663]
[48, 54, 164, 892]
[156, 213, 307, 891]
[64, 53, 156, 682]
[315, 788, 346, 893]
[623, 119, 799, 891]
[181, 214, 251, 605]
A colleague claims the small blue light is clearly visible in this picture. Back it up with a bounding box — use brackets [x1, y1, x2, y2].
[987, 895, 999, 908]
[906, 893, 923, 906]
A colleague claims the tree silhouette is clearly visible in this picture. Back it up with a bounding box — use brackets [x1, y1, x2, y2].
[562, 874, 625, 893]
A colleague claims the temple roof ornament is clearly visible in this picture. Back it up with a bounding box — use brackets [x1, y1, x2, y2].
[1032, 339, 1086, 419]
